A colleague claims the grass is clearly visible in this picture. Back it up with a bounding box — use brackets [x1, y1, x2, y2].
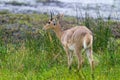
[0, 13, 120, 80]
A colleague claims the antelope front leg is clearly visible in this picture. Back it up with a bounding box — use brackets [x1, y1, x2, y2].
[68, 51, 73, 69]
[65, 48, 72, 70]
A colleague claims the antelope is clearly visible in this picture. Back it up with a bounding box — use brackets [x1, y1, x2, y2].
[43, 13, 94, 70]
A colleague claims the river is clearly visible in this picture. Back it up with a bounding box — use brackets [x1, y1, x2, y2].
[0, 0, 120, 20]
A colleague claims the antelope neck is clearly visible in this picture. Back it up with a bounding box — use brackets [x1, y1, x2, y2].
[53, 24, 63, 40]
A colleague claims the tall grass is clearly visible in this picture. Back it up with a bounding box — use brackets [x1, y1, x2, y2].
[0, 13, 119, 80]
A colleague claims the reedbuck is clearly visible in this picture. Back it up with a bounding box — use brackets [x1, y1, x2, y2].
[44, 13, 94, 70]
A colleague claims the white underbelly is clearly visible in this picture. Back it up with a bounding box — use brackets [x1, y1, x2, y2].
[68, 44, 75, 51]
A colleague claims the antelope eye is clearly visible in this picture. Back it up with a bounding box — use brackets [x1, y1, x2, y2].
[53, 23, 56, 25]
[48, 22, 50, 24]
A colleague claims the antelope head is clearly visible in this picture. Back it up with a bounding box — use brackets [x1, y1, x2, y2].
[43, 13, 63, 30]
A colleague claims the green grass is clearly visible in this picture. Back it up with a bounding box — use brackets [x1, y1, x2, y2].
[0, 62, 120, 80]
[0, 13, 120, 80]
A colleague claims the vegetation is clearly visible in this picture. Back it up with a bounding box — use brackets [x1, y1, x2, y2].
[5, 1, 28, 6]
[0, 13, 120, 80]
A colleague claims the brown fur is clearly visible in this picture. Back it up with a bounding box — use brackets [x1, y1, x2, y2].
[44, 14, 94, 70]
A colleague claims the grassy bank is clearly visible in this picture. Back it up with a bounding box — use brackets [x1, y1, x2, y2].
[0, 13, 120, 80]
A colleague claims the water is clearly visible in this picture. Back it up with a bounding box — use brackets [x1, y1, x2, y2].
[58, 0, 113, 4]
[0, 0, 120, 20]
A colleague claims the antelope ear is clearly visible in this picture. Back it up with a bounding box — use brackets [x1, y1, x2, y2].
[56, 14, 64, 20]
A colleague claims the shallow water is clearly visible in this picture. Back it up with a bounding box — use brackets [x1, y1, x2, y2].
[0, 0, 120, 20]
[58, 0, 113, 4]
